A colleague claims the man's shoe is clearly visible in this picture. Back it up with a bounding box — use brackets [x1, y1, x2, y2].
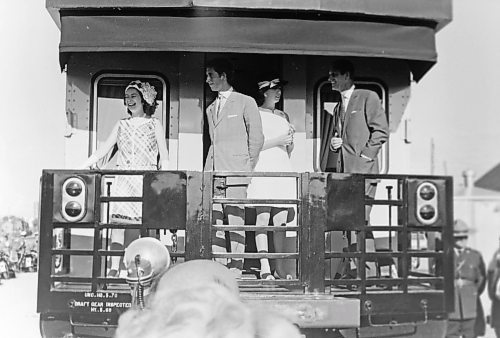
[227, 259, 244, 270]
[107, 269, 119, 278]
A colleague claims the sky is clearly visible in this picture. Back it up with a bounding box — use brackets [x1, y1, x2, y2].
[0, 1, 66, 218]
[1, 1, 500, 219]
[409, 1, 500, 183]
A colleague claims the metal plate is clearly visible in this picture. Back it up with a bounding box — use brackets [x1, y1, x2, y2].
[142, 171, 188, 229]
[242, 293, 360, 328]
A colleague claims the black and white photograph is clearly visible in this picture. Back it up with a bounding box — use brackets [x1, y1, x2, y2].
[2, 1, 500, 337]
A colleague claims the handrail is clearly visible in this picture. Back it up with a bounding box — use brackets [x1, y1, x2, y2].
[213, 171, 301, 178]
[212, 225, 299, 232]
[212, 253, 300, 259]
[99, 196, 143, 202]
[325, 251, 443, 259]
[52, 249, 94, 255]
[213, 198, 300, 204]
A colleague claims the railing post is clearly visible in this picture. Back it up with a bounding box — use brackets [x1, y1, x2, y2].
[91, 172, 102, 291]
[301, 172, 326, 293]
[37, 171, 55, 313]
[185, 171, 211, 260]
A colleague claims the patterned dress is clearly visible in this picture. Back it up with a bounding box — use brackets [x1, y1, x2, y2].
[110, 117, 159, 223]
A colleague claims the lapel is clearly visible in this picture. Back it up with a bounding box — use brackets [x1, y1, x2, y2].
[342, 91, 359, 136]
[214, 91, 236, 127]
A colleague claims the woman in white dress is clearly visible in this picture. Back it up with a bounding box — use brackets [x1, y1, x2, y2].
[82, 80, 169, 276]
[247, 78, 296, 280]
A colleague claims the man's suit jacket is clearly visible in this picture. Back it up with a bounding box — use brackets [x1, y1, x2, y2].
[204, 91, 264, 183]
[487, 250, 500, 328]
[335, 89, 388, 174]
[449, 247, 486, 321]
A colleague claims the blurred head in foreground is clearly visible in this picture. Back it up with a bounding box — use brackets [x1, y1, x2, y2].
[115, 259, 301, 338]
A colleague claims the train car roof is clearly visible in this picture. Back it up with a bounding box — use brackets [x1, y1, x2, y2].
[47, 0, 452, 81]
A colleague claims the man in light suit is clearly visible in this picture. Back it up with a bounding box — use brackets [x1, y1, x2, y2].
[205, 58, 264, 276]
[328, 59, 389, 278]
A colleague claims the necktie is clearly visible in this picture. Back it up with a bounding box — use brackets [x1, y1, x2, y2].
[336, 96, 345, 135]
[216, 93, 223, 118]
[340, 94, 347, 128]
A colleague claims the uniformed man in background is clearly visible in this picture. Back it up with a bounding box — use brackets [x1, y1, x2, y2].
[446, 219, 486, 338]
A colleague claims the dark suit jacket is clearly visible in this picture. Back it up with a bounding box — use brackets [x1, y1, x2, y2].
[204, 91, 264, 184]
[450, 247, 486, 322]
[335, 89, 388, 174]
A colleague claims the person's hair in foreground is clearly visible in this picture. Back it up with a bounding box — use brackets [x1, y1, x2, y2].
[115, 260, 301, 338]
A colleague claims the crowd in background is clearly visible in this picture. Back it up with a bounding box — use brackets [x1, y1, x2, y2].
[0, 216, 38, 282]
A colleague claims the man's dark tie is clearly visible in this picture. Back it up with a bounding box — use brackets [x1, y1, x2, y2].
[336, 98, 344, 135]
[340, 94, 347, 132]
[334, 96, 346, 173]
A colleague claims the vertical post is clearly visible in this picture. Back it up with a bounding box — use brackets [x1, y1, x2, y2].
[37, 171, 54, 313]
[443, 177, 455, 313]
[91, 172, 102, 292]
[103, 180, 112, 281]
[185, 171, 211, 260]
[301, 173, 326, 293]
[387, 185, 393, 259]
[401, 178, 410, 293]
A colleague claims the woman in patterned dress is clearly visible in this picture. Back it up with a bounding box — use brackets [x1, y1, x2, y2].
[247, 78, 296, 280]
[82, 80, 169, 276]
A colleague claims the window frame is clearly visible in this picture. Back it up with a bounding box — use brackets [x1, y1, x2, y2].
[90, 73, 170, 155]
[314, 79, 389, 174]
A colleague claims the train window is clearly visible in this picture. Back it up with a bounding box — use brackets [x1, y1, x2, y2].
[91, 74, 169, 166]
[315, 80, 389, 173]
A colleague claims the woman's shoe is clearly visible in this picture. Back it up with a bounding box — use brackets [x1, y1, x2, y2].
[260, 271, 275, 280]
[273, 271, 294, 280]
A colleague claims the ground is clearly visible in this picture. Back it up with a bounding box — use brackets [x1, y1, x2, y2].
[0, 272, 39, 337]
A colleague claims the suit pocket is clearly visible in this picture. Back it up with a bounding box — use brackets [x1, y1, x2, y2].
[352, 156, 374, 173]
[232, 154, 250, 169]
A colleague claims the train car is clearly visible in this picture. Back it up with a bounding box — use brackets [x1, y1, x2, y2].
[39, 1, 454, 337]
